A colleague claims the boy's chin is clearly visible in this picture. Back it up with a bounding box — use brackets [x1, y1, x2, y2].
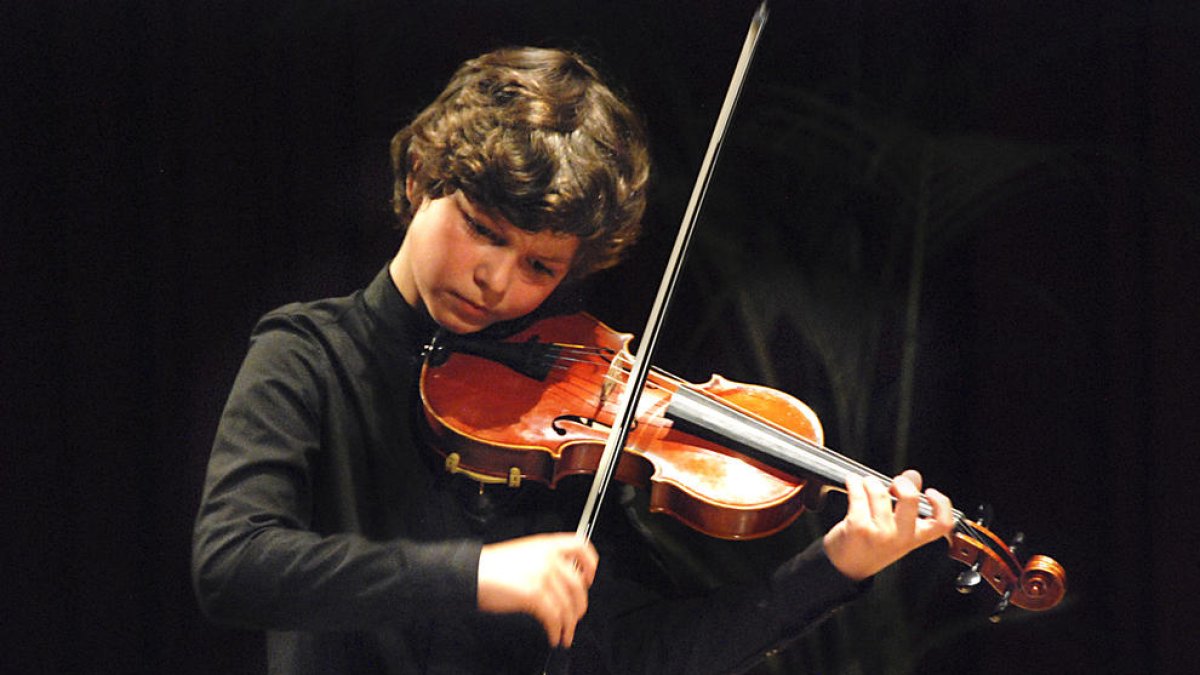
[435, 319, 486, 335]
[429, 308, 493, 336]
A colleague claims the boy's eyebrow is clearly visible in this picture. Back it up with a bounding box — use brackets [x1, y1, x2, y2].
[455, 191, 575, 264]
[462, 210, 494, 231]
[535, 251, 573, 264]
[457, 193, 505, 230]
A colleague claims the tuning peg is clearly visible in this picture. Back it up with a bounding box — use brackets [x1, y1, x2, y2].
[1008, 531, 1025, 556]
[974, 503, 994, 527]
[956, 504, 994, 595]
[989, 588, 1012, 623]
[956, 562, 983, 594]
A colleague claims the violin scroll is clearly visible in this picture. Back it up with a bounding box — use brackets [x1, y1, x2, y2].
[1015, 554, 1068, 611]
[946, 520, 1066, 618]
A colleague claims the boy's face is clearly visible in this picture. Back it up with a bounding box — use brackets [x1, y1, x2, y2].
[391, 191, 579, 334]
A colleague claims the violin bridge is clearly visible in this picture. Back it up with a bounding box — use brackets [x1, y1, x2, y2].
[599, 357, 623, 407]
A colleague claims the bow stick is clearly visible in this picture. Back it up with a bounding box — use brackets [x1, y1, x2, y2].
[573, 1, 770, 550]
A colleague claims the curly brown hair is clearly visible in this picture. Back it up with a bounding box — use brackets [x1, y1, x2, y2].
[390, 47, 650, 279]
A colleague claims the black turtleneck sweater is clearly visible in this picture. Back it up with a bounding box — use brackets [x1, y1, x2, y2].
[192, 266, 864, 674]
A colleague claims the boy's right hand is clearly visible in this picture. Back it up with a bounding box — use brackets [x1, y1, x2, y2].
[477, 533, 599, 648]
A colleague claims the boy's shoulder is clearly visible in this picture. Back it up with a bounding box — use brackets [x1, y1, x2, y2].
[251, 288, 363, 346]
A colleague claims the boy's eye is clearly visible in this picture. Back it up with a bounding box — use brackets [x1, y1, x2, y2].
[529, 259, 556, 277]
[468, 217, 503, 244]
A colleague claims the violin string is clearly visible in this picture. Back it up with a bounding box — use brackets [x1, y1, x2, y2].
[541, 344, 981, 541]
[549, 345, 978, 533]
[526, 349, 680, 447]
[541, 346, 678, 406]
[541, 360, 680, 441]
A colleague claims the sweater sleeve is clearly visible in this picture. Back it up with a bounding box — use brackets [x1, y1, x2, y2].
[191, 317, 480, 632]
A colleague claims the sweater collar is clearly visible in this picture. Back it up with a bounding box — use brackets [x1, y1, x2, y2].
[360, 263, 588, 355]
[362, 265, 438, 355]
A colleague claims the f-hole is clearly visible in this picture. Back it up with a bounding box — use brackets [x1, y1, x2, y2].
[553, 415, 627, 435]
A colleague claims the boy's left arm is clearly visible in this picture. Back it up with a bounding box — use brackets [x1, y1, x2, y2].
[579, 536, 864, 675]
[575, 471, 953, 674]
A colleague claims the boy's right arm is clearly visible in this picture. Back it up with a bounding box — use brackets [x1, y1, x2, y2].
[477, 533, 598, 648]
[191, 324, 480, 631]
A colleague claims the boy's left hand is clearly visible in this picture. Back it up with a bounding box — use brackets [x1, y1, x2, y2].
[822, 469, 955, 582]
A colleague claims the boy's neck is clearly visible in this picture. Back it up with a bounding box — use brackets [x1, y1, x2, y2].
[388, 245, 419, 309]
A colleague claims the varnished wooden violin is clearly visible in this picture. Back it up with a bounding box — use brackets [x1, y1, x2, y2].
[419, 312, 1067, 617]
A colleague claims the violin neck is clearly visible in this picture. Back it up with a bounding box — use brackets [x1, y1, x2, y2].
[665, 385, 853, 486]
[665, 386, 962, 523]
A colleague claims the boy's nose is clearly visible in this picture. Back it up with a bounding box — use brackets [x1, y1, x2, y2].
[474, 253, 515, 301]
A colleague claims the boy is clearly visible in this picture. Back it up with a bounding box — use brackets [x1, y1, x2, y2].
[193, 46, 953, 674]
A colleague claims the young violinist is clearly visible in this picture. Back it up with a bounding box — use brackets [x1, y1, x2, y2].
[192, 46, 954, 674]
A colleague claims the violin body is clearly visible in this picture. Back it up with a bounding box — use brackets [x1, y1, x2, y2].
[420, 312, 830, 539]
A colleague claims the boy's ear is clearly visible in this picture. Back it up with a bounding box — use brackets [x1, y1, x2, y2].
[405, 154, 421, 205]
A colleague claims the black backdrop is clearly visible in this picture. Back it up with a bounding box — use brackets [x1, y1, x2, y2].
[5, 1, 1199, 673]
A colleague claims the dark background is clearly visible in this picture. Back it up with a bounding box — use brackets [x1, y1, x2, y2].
[5, 1, 1198, 673]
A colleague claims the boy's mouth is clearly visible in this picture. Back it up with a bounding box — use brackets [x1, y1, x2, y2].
[451, 292, 489, 318]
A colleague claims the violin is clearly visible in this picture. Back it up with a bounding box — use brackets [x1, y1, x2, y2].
[419, 312, 1067, 617]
